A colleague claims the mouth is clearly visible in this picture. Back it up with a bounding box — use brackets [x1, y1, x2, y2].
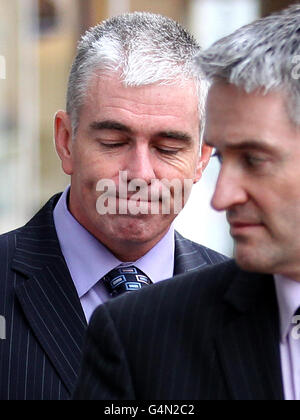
[116, 195, 161, 204]
[229, 221, 264, 236]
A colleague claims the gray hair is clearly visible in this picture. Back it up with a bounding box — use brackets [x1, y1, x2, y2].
[196, 4, 300, 125]
[67, 12, 207, 138]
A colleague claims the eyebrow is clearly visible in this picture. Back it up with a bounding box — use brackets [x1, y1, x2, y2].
[205, 139, 276, 153]
[156, 131, 193, 144]
[90, 120, 193, 143]
[89, 120, 133, 134]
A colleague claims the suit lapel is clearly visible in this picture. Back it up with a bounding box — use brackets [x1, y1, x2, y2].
[215, 269, 284, 400]
[174, 231, 208, 275]
[11, 195, 87, 395]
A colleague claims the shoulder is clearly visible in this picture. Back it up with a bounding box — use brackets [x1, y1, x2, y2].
[174, 231, 229, 265]
[0, 228, 20, 255]
[154, 258, 238, 305]
[0, 194, 62, 256]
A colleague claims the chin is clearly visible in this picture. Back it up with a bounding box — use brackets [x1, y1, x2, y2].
[115, 216, 170, 243]
[236, 257, 263, 273]
[235, 245, 274, 274]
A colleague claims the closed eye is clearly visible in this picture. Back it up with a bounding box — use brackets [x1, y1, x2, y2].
[156, 147, 181, 155]
[100, 142, 127, 149]
[243, 153, 268, 168]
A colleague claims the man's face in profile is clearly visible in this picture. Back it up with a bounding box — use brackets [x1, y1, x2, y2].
[204, 82, 300, 279]
[56, 72, 211, 259]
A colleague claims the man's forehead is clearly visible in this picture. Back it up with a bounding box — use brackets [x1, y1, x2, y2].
[204, 82, 298, 146]
[89, 71, 198, 96]
[206, 82, 267, 116]
[83, 73, 200, 124]
[206, 81, 289, 111]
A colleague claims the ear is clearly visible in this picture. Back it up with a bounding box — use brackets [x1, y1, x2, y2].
[193, 143, 213, 184]
[54, 110, 74, 175]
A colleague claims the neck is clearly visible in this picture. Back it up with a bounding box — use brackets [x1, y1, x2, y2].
[97, 230, 169, 262]
[106, 245, 154, 262]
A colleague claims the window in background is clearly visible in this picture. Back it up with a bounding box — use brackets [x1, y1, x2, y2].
[0, 0, 40, 234]
[188, 0, 260, 48]
[38, 0, 59, 34]
[108, 0, 130, 17]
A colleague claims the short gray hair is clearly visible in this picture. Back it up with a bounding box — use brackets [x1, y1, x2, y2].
[196, 4, 300, 125]
[67, 12, 207, 137]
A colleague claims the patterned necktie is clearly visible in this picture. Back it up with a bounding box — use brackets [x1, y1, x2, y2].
[102, 266, 152, 297]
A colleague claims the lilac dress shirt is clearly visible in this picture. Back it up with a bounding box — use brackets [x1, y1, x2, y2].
[53, 187, 175, 322]
[275, 274, 300, 400]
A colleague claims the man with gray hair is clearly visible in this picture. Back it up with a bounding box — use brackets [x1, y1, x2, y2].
[0, 12, 225, 400]
[74, 5, 300, 400]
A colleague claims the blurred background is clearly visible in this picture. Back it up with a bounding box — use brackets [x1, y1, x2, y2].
[0, 0, 297, 256]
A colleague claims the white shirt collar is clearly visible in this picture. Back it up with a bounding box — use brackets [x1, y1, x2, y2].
[274, 274, 300, 343]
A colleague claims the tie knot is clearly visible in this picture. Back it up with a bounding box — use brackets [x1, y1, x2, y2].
[102, 266, 152, 297]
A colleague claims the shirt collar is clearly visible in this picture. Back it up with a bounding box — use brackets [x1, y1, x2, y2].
[132, 225, 175, 283]
[274, 274, 300, 343]
[53, 187, 175, 298]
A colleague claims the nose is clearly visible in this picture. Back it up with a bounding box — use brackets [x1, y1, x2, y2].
[211, 165, 248, 212]
[125, 144, 156, 184]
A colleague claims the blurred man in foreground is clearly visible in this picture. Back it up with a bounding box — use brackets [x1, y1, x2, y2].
[74, 5, 300, 400]
[0, 12, 225, 400]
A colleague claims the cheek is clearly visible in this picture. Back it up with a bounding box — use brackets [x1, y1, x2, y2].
[250, 187, 297, 235]
[73, 150, 121, 186]
[159, 153, 199, 180]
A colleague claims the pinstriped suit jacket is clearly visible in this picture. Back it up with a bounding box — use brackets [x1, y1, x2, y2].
[74, 260, 284, 400]
[0, 194, 226, 400]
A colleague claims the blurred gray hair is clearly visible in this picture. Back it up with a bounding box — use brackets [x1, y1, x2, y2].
[196, 4, 300, 125]
[67, 12, 207, 138]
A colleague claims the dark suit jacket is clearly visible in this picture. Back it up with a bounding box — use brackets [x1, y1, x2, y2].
[73, 260, 284, 400]
[0, 194, 226, 400]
